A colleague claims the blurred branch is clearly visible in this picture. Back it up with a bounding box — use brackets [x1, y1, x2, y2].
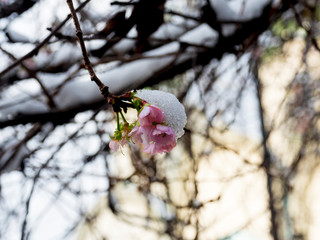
[0, 0, 38, 19]
[165, 10, 201, 22]
[0, 100, 106, 128]
[0, 0, 295, 127]
[1, 0, 317, 239]
[0, 46, 57, 108]
[0, 0, 92, 79]
[143, 1, 293, 87]
[20, 119, 90, 239]
[166, 9, 255, 24]
[286, 0, 320, 52]
[253, 60, 279, 240]
[0, 123, 42, 173]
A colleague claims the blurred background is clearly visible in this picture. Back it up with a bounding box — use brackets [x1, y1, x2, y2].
[0, 0, 320, 239]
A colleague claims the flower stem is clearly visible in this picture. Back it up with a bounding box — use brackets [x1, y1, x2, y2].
[116, 112, 120, 131]
[120, 111, 127, 123]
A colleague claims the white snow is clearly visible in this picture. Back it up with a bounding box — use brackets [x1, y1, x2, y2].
[209, 0, 271, 36]
[212, 0, 270, 21]
[179, 23, 218, 47]
[6, 28, 30, 42]
[135, 89, 187, 139]
[103, 42, 180, 93]
[34, 42, 82, 69]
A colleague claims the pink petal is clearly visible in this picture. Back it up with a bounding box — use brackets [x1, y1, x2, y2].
[109, 140, 120, 151]
[139, 105, 165, 126]
[151, 125, 176, 146]
[143, 142, 158, 155]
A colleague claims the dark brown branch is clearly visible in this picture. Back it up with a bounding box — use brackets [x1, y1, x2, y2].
[166, 9, 257, 24]
[20, 121, 86, 239]
[66, 0, 110, 100]
[0, 124, 42, 173]
[142, 1, 293, 87]
[0, 46, 57, 109]
[110, 1, 135, 6]
[165, 10, 201, 22]
[0, 0, 91, 79]
[0, 0, 38, 19]
[0, 100, 107, 129]
[0, 0, 295, 127]
[253, 61, 279, 240]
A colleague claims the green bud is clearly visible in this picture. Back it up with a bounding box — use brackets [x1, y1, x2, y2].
[114, 130, 122, 140]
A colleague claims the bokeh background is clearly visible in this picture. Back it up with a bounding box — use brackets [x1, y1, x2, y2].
[1, 0, 320, 239]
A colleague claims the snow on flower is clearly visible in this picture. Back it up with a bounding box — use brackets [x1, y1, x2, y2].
[135, 90, 187, 138]
[109, 89, 187, 155]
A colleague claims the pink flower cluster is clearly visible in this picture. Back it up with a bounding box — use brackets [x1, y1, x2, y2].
[109, 90, 187, 155]
[109, 124, 132, 152]
[129, 105, 176, 155]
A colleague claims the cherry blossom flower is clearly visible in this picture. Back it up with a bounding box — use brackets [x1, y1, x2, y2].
[128, 103, 177, 155]
[143, 124, 176, 155]
[109, 89, 187, 156]
[138, 105, 165, 127]
[129, 121, 176, 155]
[150, 124, 176, 148]
[129, 125, 150, 145]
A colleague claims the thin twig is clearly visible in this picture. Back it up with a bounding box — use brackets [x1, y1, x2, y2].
[0, 124, 42, 172]
[287, 0, 320, 52]
[0, 46, 57, 108]
[0, 0, 92, 78]
[253, 60, 279, 240]
[20, 121, 86, 239]
[166, 9, 251, 24]
[66, 0, 110, 100]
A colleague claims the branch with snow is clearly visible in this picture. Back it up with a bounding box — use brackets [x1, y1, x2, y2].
[0, 0, 292, 128]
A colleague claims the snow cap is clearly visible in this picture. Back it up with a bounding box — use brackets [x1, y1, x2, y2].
[135, 89, 187, 139]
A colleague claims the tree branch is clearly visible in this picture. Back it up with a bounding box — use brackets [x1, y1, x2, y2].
[0, 46, 57, 109]
[0, 0, 92, 79]
[253, 60, 279, 240]
[0, 0, 38, 19]
[286, 0, 320, 52]
[66, 0, 110, 100]
[0, 100, 107, 129]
